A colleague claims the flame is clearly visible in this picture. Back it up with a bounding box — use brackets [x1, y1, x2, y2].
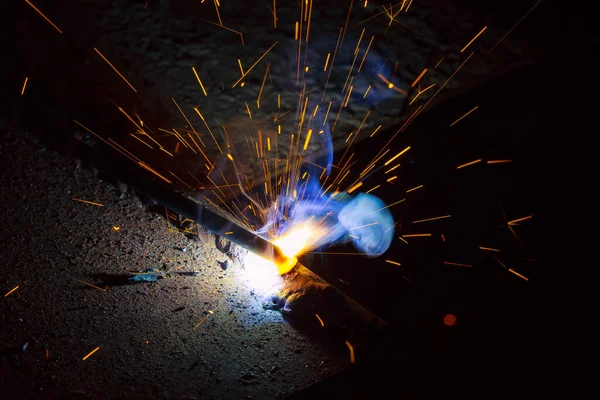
[273, 225, 312, 258]
[242, 225, 316, 292]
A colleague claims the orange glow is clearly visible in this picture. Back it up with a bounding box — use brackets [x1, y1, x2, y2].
[82, 346, 100, 360]
[443, 314, 456, 326]
[457, 159, 482, 169]
[410, 68, 428, 87]
[444, 261, 473, 268]
[94, 48, 137, 92]
[192, 67, 208, 96]
[345, 340, 355, 363]
[509, 269, 529, 281]
[461, 26, 487, 53]
[406, 184, 423, 193]
[274, 225, 313, 258]
[347, 182, 363, 194]
[450, 106, 479, 126]
[72, 198, 103, 207]
[4, 285, 19, 297]
[24, 0, 63, 33]
[21, 77, 28, 95]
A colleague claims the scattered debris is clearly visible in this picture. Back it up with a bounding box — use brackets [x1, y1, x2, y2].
[218, 259, 231, 270]
[215, 234, 232, 255]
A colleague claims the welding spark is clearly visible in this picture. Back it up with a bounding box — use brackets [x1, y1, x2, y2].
[457, 159, 482, 169]
[509, 269, 529, 281]
[24, 0, 63, 33]
[315, 313, 325, 327]
[93, 48, 137, 92]
[450, 106, 479, 126]
[4, 285, 20, 297]
[461, 26, 487, 53]
[406, 184, 423, 193]
[72, 198, 103, 207]
[412, 215, 451, 224]
[479, 246, 500, 252]
[345, 340, 355, 364]
[21, 77, 28, 95]
[444, 261, 473, 268]
[82, 346, 100, 361]
[73, 278, 107, 293]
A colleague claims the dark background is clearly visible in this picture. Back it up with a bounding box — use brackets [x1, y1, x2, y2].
[4, 0, 565, 398]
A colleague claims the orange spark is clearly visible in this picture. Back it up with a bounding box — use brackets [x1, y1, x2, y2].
[412, 215, 451, 224]
[72, 198, 103, 207]
[192, 67, 208, 96]
[366, 185, 380, 193]
[479, 246, 500, 252]
[72, 278, 107, 292]
[344, 340, 355, 364]
[406, 184, 423, 193]
[434, 56, 445, 68]
[112, 226, 120, 231]
[93, 48, 137, 92]
[444, 261, 473, 268]
[443, 314, 456, 326]
[410, 68, 428, 87]
[363, 85, 372, 98]
[384, 146, 411, 166]
[370, 125, 382, 137]
[82, 346, 100, 360]
[21, 77, 29, 95]
[509, 269, 529, 281]
[457, 159, 481, 169]
[232, 42, 278, 88]
[461, 26, 487, 53]
[402, 233, 431, 238]
[130, 133, 153, 149]
[138, 162, 172, 183]
[373, 198, 405, 212]
[489, 0, 542, 54]
[347, 182, 363, 194]
[386, 176, 398, 182]
[4, 285, 19, 297]
[357, 36, 374, 73]
[385, 259, 401, 266]
[487, 159, 512, 164]
[315, 313, 325, 327]
[24, 0, 63, 33]
[384, 164, 400, 174]
[303, 129, 313, 151]
[450, 106, 479, 126]
[508, 215, 533, 225]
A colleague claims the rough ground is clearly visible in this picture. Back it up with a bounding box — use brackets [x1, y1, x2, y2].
[0, 124, 353, 399]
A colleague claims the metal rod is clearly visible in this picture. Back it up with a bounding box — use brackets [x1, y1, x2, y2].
[72, 140, 291, 266]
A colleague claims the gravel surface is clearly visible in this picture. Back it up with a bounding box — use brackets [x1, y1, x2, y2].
[0, 124, 353, 399]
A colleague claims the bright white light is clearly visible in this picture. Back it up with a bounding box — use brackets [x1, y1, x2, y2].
[273, 225, 313, 258]
[242, 251, 283, 294]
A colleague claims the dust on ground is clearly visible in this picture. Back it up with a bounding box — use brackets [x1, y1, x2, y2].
[0, 124, 350, 399]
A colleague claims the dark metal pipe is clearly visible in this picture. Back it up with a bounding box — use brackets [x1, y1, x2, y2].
[72, 140, 294, 268]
